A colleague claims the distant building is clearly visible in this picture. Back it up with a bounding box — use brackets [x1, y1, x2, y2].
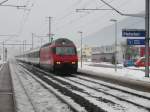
[82, 46, 92, 61]
[91, 45, 124, 63]
[77, 44, 127, 63]
[92, 45, 114, 63]
[77, 46, 92, 61]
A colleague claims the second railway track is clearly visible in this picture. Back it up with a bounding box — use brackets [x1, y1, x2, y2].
[19, 62, 150, 112]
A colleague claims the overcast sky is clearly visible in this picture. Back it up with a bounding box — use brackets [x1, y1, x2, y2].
[0, 0, 145, 49]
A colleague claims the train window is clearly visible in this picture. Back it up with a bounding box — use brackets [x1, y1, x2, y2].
[52, 47, 56, 53]
[56, 47, 75, 55]
[37, 51, 39, 58]
[35, 51, 39, 58]
[33, 52, 35, 58]
[32, 53, 34, 58]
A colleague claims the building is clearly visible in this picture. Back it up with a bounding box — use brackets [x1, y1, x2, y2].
[77, 44, 129, 63]
[77, 46, 92, 61]
[82, 46, 92, 61]
[91, 45, 124, 63]
[92, 45, 114, 62]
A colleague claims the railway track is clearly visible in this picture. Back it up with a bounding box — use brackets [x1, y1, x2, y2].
[19, 62, 150, 112]
[0, 63, 16, 112]
[12, 62, 75, 112]
[15, 65, 40, 112]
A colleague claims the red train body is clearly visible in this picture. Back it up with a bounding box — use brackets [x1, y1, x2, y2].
[40, 38, 78, 73]
[16, 38, 78, 74]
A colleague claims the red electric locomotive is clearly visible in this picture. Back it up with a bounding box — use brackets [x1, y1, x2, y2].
[40, 38, 78, 73]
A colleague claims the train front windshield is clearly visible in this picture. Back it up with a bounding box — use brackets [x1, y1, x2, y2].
[55, 47, 76, 55]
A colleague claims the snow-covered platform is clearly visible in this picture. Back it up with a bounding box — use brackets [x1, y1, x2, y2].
[0, 63, 16, 112]
[9, 60, 74, 112]
[78, 62, 150, 92]
[7, 60, 150, 112]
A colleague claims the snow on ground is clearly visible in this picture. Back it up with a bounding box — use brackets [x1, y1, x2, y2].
[9, 61, 73, 112]
[76, 75, 150, 98]
[0, 60, 3, 64]
[8, 60, 150, 112]
[0, 60, 7, 71]
[78, 62, 150, 82]
[83, 62, 123, 67]
[57, 77, 149, 112]
[10, 62, 35, 112]
[0, 60, 7, 65]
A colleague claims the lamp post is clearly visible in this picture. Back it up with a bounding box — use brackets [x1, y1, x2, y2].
[145, 0, 149, 77]
[32, 33, 34, 49]
[110, 19, 117, 72]
[2, 41, 4, 62]
[78, 31, 83, 68]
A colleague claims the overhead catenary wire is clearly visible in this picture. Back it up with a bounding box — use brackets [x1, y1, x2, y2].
[54, 0, 115, 33]
[76, 0, 140, 29]
[0, 0, 26, 9]
[18, 0, 31, 30]
[18, 0, 36, 36]
[0, 0, 35, 46]
[39, 0, 99, 37]
[54, 0, 95, 28]
[55, 0, 82, 21]
[55, 0, 142, 37]
[0, 0, 8, 5]
[0, 35, 19, 49]
[99, 0, 144, 18]
[57, 0, 93, 20]
[38, 0, 83, 34]
[0, 4, 26, 8]
[54, 0, 114, 30]
[39, 0, 86, 36]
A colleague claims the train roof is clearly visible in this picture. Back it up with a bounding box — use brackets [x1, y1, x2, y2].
[41, 38, 74, 48]
[22, 47, 40, 55]
[15, 47, 40, 57]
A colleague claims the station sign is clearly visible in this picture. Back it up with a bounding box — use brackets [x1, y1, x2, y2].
[122, 29, 145, 37]
[127, 39, 145, 45]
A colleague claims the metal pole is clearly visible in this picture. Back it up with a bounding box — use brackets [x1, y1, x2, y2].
[115, 21, 117, 72]
[32, 33, 34, 49]
[145, 0, 149, 77]
[24, 40, 26, 51]
[23, 41, 24, 53]
[41, 38, 43, 46]
[23, 40, 25, 61]
[79, 31, 83, 68]
[19, 45, 21, 55]
[110, 19, 117, 72]
[2, 41, 4, 62]
[51, 36, 53, 43]
[81, 32, 83, 68]
[5, 48, 7, 61]
[48, 17, 51, 42]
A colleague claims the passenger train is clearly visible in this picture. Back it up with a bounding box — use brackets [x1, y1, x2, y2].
[16, 38, 78, 73]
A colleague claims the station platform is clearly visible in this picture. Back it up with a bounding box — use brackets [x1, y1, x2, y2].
[0, 63, 16, 112]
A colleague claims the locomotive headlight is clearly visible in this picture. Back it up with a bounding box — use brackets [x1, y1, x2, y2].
[72, 62, 76, 64]
[56, 61, 61, 64]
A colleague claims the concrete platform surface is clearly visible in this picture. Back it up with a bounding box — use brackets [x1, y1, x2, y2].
[0, 63, 15, 112]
